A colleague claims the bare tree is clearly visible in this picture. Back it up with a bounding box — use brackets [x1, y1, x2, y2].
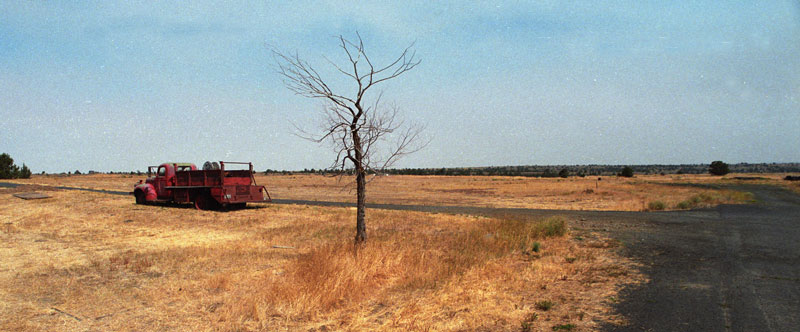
[274, 34, 424, 245]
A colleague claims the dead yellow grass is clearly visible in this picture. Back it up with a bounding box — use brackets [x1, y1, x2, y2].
[8, 172, 764, 211]
[1, 187, 640, 331]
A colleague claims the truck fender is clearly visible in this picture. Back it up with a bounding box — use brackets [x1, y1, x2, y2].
[134, 183, 157, 201]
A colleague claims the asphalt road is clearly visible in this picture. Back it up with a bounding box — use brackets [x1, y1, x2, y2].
[2, 181, 798, 330]
[597, 184, 800, 331]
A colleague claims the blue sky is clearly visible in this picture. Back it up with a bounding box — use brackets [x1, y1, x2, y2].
[1, 1, 799, 172]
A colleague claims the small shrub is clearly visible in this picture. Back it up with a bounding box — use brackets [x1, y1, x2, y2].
[535, 300, 554, 311]
[647, 201, 666, 211]
[536, 217, 567, 237]
[696, 192, 715, 203]
[619, 166, 634, 178]
[521, 312, 538, 332]
[676, 201, 691, 209]
[532, 241, 541, 253]
[729, 191, 755, 202]
[521, 321, 533, 332]
[552, 324, 576, 331]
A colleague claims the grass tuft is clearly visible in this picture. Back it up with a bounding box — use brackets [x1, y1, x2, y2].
[647, 201, 666, 211]
[521, 312, 539, 332]
[535, 300, 555, 311]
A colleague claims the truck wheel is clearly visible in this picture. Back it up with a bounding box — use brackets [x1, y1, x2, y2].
[194, 194, 217, 210]
[135, 191, 146, 205]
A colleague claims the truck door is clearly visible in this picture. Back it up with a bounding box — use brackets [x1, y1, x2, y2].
[155, 166, 168, 199]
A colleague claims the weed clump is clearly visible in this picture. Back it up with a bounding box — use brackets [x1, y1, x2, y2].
[647, 201, 666, 211]
[521, 312, 539, 332]
[552, 323, 577, 330]
[535, 300, 555, 311]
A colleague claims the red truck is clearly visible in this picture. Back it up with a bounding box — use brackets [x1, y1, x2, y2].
[132, 161, 271, 210]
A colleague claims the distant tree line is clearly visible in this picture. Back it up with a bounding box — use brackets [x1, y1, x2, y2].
[260, 162, 800, 177]
[383, 163, 800, 177]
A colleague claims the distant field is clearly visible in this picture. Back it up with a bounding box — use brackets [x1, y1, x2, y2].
[0, 186, 639, 331]
[261, 173, 763, 211]
[7, 173, 769, 211]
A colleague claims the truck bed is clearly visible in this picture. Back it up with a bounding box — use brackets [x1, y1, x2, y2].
[173, 170, 253, 187]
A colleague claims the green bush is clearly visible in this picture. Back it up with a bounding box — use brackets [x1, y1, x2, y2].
[619, 166, 634, 178]
[648, 201, 666, 211]
[709, 161, 730, 176]
[19, 164, 31, 179]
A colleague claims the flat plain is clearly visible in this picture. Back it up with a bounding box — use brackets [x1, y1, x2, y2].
[0, 173, 783, 331]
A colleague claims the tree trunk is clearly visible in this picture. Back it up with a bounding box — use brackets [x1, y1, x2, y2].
[354, 168, 367, 244]
[352, 125, 368, 245]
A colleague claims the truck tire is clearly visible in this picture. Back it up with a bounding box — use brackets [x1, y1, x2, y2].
[135, 191, 146, 205]
[194, 194, 218, 211]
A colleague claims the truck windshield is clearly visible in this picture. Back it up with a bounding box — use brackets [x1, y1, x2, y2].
[158, 167, 166, 176]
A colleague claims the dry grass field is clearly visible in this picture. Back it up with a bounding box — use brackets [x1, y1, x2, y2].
[262, 173, 761, 211]
[6, 172, 766, 211]
[0, 173, 771, 330]
[1, 184, 640, 331]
